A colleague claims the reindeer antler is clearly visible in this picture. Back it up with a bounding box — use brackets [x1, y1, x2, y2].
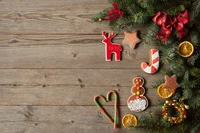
[109, 33, 116, 38]
[102, 32, 116, 40]
[102, 31, 108, 38]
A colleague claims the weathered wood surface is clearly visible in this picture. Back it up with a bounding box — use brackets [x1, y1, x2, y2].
[0, 0, 109, 34]
[0, 106, 160, 133]
[0, 0, 163, 133]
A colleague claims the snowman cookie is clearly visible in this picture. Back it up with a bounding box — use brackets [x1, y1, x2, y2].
[127, 77, 148, 112]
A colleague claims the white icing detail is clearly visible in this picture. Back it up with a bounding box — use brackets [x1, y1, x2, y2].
[152, 51, 159, 59]
[128, 98, 147, 112]
[143, 66, 151, 73]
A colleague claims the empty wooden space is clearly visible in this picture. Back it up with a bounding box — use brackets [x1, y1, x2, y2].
[0, 0, 163, 133]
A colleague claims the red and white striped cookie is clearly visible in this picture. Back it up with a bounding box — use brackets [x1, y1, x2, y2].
[141, 49, 159, 74]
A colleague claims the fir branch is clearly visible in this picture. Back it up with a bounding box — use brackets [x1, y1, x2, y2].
[92, 8, 110, 22]
[189, 28, 200, 47]
[182, 87, 193, 99]
[188, 96, 200, 109]
[191, 123, 200, 133]
[187, 49, 200, 65]
[160, 67, 172, 76]
[170, 88, 182, 99]
[135, 113, 165, 133]
[150, 79, 164, 89]
[142, 23, 159, 45]
[160, 45, 178, 65]
[189, 0, 200, 24]
[183, 70, 189, 81]
[156, 99, 165, 106]
[166, 5, 186, 16]
[189, 68, 200, 77]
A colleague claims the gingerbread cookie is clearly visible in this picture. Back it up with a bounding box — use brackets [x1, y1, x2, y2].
[102, 31, 122, 61]
[141, 49, 159, 74]
[163, 75, 179, 93]
[127, 77, 148, 112]
[122, 31, 141, 49]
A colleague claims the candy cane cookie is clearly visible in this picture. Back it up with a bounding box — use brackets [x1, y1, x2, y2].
[141, 49, 159, 74]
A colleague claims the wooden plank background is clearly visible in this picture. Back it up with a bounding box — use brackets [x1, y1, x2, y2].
[0, 0, 164, 132]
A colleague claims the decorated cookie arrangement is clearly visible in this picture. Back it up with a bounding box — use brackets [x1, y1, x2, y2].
[127, 77, 148, 112]
[93, 0, 200, 132]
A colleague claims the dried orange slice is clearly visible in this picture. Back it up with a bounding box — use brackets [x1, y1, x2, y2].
[122, 114, 137, 129]
[157, 84, 173, 98]
[178, 41, 194, 57]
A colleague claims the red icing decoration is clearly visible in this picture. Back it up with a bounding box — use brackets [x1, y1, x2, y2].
[136, 96, 140, 99]
[142, 63, 148, 69]
[102, 32, 122, 61]
[151, 66, 157, 73]
[153, 57, 159, 64]
[152, 49, 157, 54]
[136, 87, 140, 90]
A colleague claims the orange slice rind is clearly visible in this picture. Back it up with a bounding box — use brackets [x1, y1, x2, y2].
[122, 114, 137, 129]
[178, 41, 194, 57]
[157, 84, 173, 99]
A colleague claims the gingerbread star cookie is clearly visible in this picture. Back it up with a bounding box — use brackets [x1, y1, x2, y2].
[122, 31, 141, 49]
[163, 75, 179, 93]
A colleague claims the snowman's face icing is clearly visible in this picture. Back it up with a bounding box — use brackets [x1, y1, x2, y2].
[133, 77, 144, 86]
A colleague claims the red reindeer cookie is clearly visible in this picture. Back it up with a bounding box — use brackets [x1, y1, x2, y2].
[127, 77, 148, 112]
[102, 32, 122, 61]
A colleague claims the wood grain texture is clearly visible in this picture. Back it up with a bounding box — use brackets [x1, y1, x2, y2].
[0, 34, 154, 69]
[0, 69, 161, 106]
[0, 0, 109, 34]
[0, 0, 163, 132]
[0, 86, 160, 106]
[0, 106, 160, 133]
